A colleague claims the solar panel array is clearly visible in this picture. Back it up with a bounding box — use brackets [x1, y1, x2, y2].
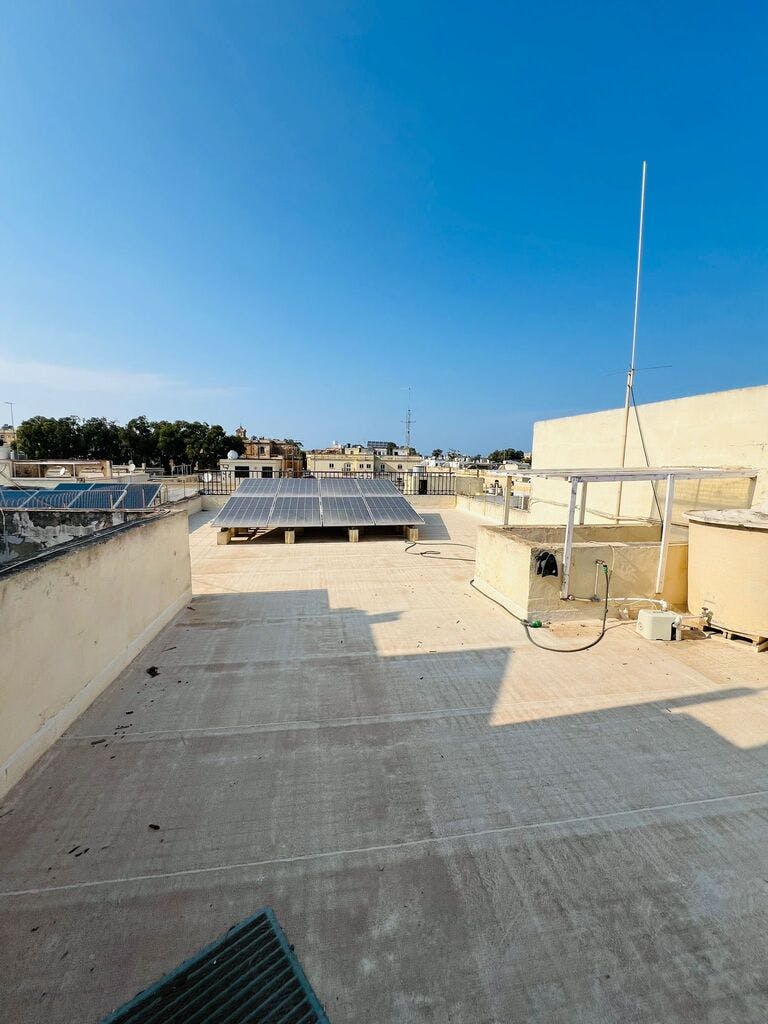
[320, 496, 373, 526]
[212, 477, 424, 530]
[0, 482, 162, 510]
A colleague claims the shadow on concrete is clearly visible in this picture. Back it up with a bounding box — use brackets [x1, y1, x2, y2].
[2, 586, 768, 1022]
[416, 512, 453, 540]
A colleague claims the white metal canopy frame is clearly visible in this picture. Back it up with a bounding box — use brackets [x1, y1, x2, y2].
[499, 467, 757, 599]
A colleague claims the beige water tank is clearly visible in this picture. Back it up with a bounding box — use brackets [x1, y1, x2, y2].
[687, 507, 768, 638]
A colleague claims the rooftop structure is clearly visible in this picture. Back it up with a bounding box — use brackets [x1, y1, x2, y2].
[2, 503, 768, 1021]
[1, 458, 112, 480]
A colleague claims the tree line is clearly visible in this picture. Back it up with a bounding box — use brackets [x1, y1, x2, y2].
[430, 447, 526, 462]
[15, 415, 246, 471]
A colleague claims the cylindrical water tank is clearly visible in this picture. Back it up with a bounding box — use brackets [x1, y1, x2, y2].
[687, 508, 768, 637]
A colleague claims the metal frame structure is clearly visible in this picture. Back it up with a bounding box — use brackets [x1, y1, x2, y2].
[499, 467, 756, 599]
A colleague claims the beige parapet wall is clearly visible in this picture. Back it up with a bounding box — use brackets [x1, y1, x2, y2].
[474, 523, 688, 622]
[507, 384, 767, 527]
[456, 493, 504, 520]
[0, 512, 192, 797]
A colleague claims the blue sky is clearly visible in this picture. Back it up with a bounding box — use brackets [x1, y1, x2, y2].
[1, 2, 766, 453]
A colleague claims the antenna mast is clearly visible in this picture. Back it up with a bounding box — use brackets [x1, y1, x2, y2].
[615, 160, 647, 521]
[404, 386, 412, 450]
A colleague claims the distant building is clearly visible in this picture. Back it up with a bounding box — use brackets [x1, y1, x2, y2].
[305, 442, 423, 477]
[0, 424, 15, 448]
[375, 450, 423, 476]
[219, 427, 304, 479]
[305, 445, 376, 475]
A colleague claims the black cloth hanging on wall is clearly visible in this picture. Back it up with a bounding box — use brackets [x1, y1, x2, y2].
[534, 550, 559, 577]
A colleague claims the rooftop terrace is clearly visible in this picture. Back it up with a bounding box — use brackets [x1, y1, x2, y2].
[2, 507, 768, 1021]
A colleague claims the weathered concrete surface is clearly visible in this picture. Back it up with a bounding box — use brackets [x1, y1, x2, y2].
[2, 509, 768, 1022]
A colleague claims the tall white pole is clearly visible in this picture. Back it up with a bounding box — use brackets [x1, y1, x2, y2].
[615, 160, 647, 522]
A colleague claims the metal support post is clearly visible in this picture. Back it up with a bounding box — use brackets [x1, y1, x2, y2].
[655, 474, 675, 594]
[560, 478, 579, 599]
[578, 481, 588, 525]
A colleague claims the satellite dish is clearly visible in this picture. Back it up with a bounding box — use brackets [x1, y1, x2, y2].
[227, 450, 238, 459]
[58, 467, 67, 476]
[127, 462, 136, 473]
[203, 472, 212, 483]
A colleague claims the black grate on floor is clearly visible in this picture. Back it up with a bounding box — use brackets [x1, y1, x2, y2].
[100, 908, 329, 1024]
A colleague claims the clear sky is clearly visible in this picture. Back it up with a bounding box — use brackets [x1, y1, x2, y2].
[1, 2, 766, 453]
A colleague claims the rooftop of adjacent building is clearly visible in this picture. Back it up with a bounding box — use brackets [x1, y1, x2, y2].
[2, 502, 768, 1021]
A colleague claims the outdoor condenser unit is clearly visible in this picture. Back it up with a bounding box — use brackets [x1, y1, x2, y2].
[636, 609, 680, 641]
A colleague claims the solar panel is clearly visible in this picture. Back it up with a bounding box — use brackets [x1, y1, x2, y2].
[53, 482, 93, 490]
[213, 495, 275, 528]
[357, 478, 402, 497]
[122, 484, 161, 509]
[318, 477, 361, 497]
[212, 476, 422, 532]
[278, 477, 318, 495]
[235, 478, 281, 496]
[68, 489, 124, 509]
[366, 495, 424, 525]
[20, 491, 80, 509]
[269, 496, 321, 527]
[321, 496, 374, 526]
[0, 489, 36, 507]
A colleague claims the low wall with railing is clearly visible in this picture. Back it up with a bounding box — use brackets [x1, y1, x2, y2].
[199, 470, 457, 497]
[456, 492, 529, 520]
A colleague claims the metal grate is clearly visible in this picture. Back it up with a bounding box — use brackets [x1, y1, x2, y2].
[100, 908, 329, 1024]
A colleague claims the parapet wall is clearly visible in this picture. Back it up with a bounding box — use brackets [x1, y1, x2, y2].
[0, 512, 192, 797]
[473, 523, 688, 622]
[524, 385, 767, 526]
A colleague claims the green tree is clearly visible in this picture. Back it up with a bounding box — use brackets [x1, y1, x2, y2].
[198, 425, 244, 468]
[16, 415, 82, 459]
[180, 421, 211, 468]
[120, 416, 158, 466]
[431, 448, 443, 459]
[488, 448, 525, 463]
[80, 417, 124, 459]
[154, 420, 188, 471]
[223, 434, 246, 458]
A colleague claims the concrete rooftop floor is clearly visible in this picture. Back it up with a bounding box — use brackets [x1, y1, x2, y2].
[2, 508, 768, 1022]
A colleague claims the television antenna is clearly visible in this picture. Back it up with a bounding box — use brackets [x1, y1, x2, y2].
[615, 160, 647, 521]
[402, 386, 413, 450]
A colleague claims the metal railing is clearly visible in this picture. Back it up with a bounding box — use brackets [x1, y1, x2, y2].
[198, 469, 456, 496]
[464, 491, 530, 517]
